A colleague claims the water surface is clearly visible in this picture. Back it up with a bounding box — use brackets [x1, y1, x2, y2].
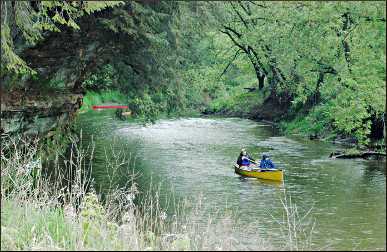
[75, 111, 386, 250]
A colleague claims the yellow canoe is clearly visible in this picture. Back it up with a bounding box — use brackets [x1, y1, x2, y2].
[234, 164, 284, 181]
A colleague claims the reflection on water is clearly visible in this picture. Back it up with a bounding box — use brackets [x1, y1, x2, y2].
[75, 111, 386, 250]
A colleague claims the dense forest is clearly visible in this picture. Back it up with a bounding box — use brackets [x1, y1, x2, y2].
[2, 1, 385, 147]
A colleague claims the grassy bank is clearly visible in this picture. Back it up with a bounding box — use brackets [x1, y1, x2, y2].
[207, 89, 268, 117]
[80, 90, 127, 112]
[80, 89, 202, 123]
[1, 135, 314, 251]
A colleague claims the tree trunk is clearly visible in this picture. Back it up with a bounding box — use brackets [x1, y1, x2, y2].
[342, 12, 352, 72]
[314, 71, 324, 105]
[249, 53, 265, 90]
[258, 73, 265, 90]
[384, 112, 386, 142]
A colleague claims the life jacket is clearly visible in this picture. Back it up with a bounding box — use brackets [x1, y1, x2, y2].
[240, 156, 250, 166]
[259, 159, 275, 168]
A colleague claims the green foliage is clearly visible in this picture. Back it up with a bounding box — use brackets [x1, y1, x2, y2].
[80, 193, 106, 244]
[1, 1, 124, 77]
[1, 1, 384, 145]
[216, 1, 386, 145]
[280, 105, 333, 138]
[1, 200, 70, 250]
[82, 64, 117, 90]
[80, 90, 127, 112]
[40, 126, 73, 161]
[129, 93, 162, 123]
[209, 90, 266, 116]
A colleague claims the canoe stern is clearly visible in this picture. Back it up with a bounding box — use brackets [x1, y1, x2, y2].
[234, 165, 284, 181]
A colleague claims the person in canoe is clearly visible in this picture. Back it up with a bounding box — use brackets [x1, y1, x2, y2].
[259, 154, 276, 169]
[237, 149, 256, 167]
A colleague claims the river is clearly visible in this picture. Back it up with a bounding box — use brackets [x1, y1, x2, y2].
[75, 110, 386, 250]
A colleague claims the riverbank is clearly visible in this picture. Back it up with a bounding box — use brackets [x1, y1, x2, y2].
[80, 90, 203, 124]
[80, 88, 385, 158]
[203, 88, 386, 154]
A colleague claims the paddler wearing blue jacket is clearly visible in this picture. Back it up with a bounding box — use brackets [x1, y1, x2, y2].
[259, 154, 276, 169]
[237, 149, 256, 166]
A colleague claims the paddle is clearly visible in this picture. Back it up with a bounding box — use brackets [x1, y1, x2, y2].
[247, 158, 258, 164]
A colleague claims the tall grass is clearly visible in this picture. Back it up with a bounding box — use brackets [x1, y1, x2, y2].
[1, 135, 314, 251]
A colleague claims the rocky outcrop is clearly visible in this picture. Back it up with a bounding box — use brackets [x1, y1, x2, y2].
[1, 90, 83, 138]
[1, 10, 116, 138]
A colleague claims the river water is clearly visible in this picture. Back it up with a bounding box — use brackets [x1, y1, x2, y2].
[75, 110, 386, 250]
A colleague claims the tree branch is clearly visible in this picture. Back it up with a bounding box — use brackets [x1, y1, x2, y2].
[220, 28, 245, 52]
[360, 16, 386, 22]
[247, 45, 268, 75]
[238, 1, 251, 16]
[230, 2, 248, 29]
[223, 26, 242, 38]
[247, 1, 267, 8]
[262, 44, 287, 82]
[220, 49, 241, 77]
